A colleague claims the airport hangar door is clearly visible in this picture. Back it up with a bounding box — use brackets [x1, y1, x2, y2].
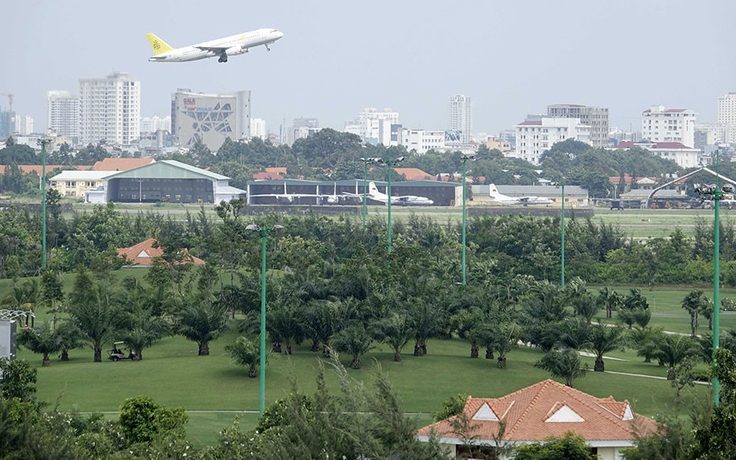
[105, 161, 216, 204]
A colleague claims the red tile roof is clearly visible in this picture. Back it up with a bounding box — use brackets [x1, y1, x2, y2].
[17, 165, 91, 175]
[417, 379, 657, 443]
[394, 167, 436, 181]
[91, 158, 155, 171]
[117, 238, 205, 267]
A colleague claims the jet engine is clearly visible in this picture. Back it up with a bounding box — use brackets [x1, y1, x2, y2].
[226, 46, 247, 56]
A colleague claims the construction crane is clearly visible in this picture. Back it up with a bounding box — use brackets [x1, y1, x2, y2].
[0, 93, 14, 136]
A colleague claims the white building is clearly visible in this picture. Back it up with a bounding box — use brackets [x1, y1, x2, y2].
[79, 73, 140, 146]
[170, 89, 251, 151]
[47, 90, 79, 142]
[609, 141, 702, 169]
[14, 115, 33, 135]
[356, 108, 399, 145]
[513, 118, 591, 165]
[398, 129, 445, 154]
[718, 93, 736, 125]
[641, 105, 696, 148]
[547, 104, 609, 148]
[250, 118, 266, 139]
[448, 95, 472, 143]
[140, 115, 171, 134]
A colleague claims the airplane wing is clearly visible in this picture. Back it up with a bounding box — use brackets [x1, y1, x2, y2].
[195, 46, 231, 52]
[517, 197, 531, 202]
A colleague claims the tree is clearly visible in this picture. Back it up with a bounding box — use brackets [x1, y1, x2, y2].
[598, 286, 622, 319]
[177, 300, 229, 355]
[493, 322, 522, 369]
[0, 358, 37, 402]
[587, 322, 625, 372]
[332, 323, 373, 369]
[120, 282, 170, 360]
[512, 431, 595, 460]
[118, 396, 188, 445]
[535, 348, 587, 388]
[655, 334, 699, 380]
[17, 322, 61, 366]
[225, 336, 261, 378]
[671, 356, 697, 401]
[681, 289, 708, 337]
[371, 312, 414, 362]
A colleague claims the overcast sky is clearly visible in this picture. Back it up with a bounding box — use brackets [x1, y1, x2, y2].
[4, 0, 736, 137]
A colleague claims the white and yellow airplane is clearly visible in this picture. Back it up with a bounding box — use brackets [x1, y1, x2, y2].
[146, 28, 284, 63]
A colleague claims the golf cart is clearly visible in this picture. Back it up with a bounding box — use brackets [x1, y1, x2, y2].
[107, 341, 136, 361]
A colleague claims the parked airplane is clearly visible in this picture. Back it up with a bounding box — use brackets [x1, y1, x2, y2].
[487, 184, 554, 206]
[146, 28, 284, 63]
[346, 181, 434, 206]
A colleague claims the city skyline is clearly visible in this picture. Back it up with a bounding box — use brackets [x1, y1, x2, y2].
[4, 1, 736, 138]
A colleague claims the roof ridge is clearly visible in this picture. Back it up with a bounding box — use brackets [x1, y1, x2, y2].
[558, 386, 632, 431]
[503, 380, 551, 438]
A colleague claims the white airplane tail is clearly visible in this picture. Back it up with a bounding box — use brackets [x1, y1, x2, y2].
[488, 184, 505, 198]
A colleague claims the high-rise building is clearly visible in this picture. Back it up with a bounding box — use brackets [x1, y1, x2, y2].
[14, 115, 34, 135]
[356, 108, 399, 145]
[47, 90, 79, 142]
[140, 115, 171, 134]
[718, 93, 736, 125]
[0, 109, 14, 139]
[514, 117, 591, 165]
[546, 104, 609, 148]
[250, 118, 266, 139]
[448, 95, 472, 143]
[287, 118, 320, 145]
[641, 105, 696, 148]
[79, 72, 140, 145]
[171, 89, 251, 150]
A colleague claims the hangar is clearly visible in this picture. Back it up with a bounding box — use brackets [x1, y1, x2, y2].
[85, 160, 245, 204]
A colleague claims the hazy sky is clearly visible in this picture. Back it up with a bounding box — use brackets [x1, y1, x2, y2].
[4, 0, 736, 137]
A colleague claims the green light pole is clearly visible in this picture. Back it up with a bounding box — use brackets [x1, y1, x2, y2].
[560, 178, 565, 288]
[460, 153, 476, 286]
[360, 157, 379, 230]
[386, 154, 405, 254]
[40, 139, 50, 270]
[246, 223, 283, 417]
[712, 150, 723, 406]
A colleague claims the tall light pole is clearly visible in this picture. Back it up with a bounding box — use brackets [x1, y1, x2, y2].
[246, 223, 283, 417]
[712, 149, 725, 406]
[39, 139, 51, 270]
[360, 157, 380, 230]
[386, 153, 405, 254]
[460, 153, 476, 286]
[560, 178, 566, 288]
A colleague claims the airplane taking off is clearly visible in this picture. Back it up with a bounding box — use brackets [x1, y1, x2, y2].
[488, 184, 553, 206]
[146, 28, 284, 63]
[352, 181, 434, 206]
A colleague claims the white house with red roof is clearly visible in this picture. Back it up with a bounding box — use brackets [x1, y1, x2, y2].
[610, 141, 702, 168]
[416, 379, 658, 460]
[117, 238, 205, 267]
[642, 105, 696, 148]
[513, 118, 591, 165]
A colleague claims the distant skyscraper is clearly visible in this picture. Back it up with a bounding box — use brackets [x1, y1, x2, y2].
[718, 93, 736, 125]
[0, 110, 14, 139]
[447, 95, 472, 143]
[546, 104, 609, 148]
[140, 115, 171, 134]
[288, 117, 320, 145]
[79, 72, 140, 145]
[354, 108, 399, 145]
[250, 118, 266, 139]
[47, 90, 79, 142]
[14, 115, 34, 135]
[641, 105, 696, 147]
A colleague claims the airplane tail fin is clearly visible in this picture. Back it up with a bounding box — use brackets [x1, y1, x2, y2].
[146, 33, 174, 55]
[369, 181, 380, 195]
[488, 184, 501, 197]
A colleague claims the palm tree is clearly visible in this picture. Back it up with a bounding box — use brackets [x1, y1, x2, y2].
[371, 312, 414, 362]
[450, 308, 484, 358]
[632, 326, 663, 363]
[535, 348, 587, 388]
[655, 334, 699, 380]
[17, 322, 61, 366]
[226, 336, 261, 377]
[332, 323, 373, 369]
[493, 322, 522, 369]
[301, 300, 339, 355]
[177, 300, 229, 356]
[267, 302, 304, 355]
[597, 287, 622, 319]
[681, 289, 707, 337]
[587, 323, 625, 372]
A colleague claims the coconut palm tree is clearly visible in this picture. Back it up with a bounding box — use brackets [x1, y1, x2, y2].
[535, 348, 587, 388]
[681, 289, 708, 337]
[597, 287, 622, 319]
[17, 322, 61, 366]
[493, 322, 522, 369]
[177, 299, 229, 356]
[371, 312, 414, 362]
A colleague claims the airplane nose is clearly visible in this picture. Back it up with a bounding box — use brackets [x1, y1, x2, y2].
[275, 31, 284, 39]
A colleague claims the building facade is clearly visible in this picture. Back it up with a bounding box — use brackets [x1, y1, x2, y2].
[79, 72, 140, 146]
[0, 109, 13, 140]
[250, 118, 266, 139]
[353, 108, 399, 145]
[140, 115, 171, 134]
[287, 118, 320, 145]
[14, 115, 33, 136]
[448, 95, 472, 143]
[718, 92, 736, 125]
[514, 118, 591, 165]
[171, 89, 251, 151]
[641, 105, 696, 148]
[47, 90, 79, 142]
[546, 104, 609, 148]
[398, 128, 445, 153]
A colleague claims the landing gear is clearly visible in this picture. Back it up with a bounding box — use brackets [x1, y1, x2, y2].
[265, 44, 271, 51]
[218, 53, 228, 63]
